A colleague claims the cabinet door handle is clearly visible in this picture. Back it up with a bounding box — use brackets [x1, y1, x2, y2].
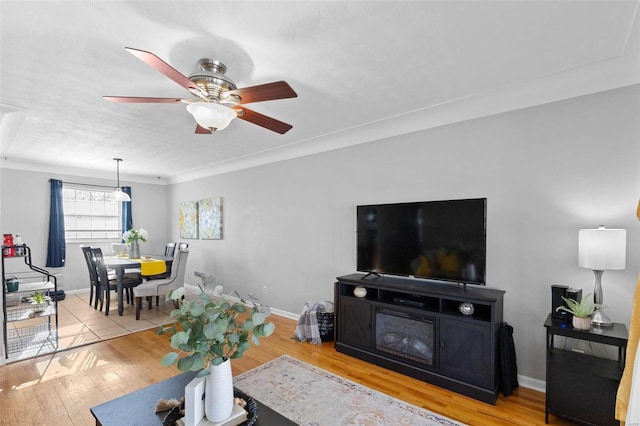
[440, 340, 445, 349]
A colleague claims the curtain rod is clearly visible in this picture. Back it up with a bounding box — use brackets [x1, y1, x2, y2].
[52, 180, 116, 189]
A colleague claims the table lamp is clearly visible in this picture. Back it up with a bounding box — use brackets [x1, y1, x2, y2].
[578, 226, 626, 327]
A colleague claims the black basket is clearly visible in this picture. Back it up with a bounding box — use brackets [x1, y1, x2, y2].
[317, 312, 335, 342]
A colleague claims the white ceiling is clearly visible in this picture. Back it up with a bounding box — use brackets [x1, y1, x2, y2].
[1, 1, 639, 184]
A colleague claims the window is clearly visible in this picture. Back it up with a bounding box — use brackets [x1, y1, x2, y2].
[63, 185, 121, 240]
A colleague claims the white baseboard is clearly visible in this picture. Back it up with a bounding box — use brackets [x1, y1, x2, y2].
[185, 283, 300, 320]
[517, 375, 546, 393]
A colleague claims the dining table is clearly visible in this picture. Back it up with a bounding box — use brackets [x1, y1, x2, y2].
[103, 255, 174, 316]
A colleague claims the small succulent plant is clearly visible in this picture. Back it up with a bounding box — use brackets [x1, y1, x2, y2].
[555, 294, 596, 318]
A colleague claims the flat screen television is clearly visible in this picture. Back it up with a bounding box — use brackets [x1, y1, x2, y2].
[357, 198, 487, 285]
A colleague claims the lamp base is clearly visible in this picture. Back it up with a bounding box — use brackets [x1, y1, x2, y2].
[591, 310, 613, 327]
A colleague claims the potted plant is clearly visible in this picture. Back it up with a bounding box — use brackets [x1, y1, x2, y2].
[27, 291, 51, 312]
[122, 228, 148, 259]
[157, 286, 275, 422]
[555, 293, 596, 330]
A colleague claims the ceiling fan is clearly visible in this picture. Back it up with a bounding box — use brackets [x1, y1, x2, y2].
[104, 47, 297, 134]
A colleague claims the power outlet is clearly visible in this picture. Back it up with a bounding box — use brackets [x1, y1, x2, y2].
[262, 285, 268, 294]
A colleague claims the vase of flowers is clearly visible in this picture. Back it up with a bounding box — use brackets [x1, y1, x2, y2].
[122, 228, 148, 259]
[158, 285, 275, 422]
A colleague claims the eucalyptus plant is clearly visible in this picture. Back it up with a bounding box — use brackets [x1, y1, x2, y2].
[158, 286, 275, 376]
[555, 294, 596, 318]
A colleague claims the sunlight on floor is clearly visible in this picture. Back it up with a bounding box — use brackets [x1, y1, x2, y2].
[6, 291, 177, 364]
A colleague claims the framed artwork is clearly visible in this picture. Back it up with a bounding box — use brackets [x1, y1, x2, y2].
[179, 201, 199, 239]
[199, 197, 223, 240]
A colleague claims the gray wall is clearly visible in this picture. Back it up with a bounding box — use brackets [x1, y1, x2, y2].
[166, 85, 640, 384]
[1, 85, 638, 383]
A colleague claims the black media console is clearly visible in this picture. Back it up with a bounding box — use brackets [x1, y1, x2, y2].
[334, 273, 505, 404]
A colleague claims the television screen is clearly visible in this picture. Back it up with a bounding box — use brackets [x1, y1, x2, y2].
[357, 198, 486, 285]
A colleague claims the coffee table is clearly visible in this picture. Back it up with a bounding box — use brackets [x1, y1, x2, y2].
[90, 371, 296, 425]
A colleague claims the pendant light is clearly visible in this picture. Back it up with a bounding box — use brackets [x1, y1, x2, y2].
[109, 158, 131, 202]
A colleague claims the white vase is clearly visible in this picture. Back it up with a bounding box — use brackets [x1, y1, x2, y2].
[204, 359, 234, 422]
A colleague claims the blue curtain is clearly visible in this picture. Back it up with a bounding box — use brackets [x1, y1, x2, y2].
[121, 186, 133, 240]
[46, 179, 66, 267]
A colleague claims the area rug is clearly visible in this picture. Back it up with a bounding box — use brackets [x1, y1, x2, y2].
[234, 355, 465, 425]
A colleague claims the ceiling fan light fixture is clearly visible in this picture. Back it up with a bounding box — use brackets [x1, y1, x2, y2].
[108, 158, 131, 202]
[186, 102, 237, 132]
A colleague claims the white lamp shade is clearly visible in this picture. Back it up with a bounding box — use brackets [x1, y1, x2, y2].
[186, 102, 236, 131]
[109, 188, 131, 202]
[578, 227, 626, 270]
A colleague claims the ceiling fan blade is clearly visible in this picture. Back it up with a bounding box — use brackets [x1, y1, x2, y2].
[124, 47, 209, 99]
[233, 106, 293, 134]
[103, 96, 185, 103]
[226, 81, 297, 105]
[195, 124, 212, 134]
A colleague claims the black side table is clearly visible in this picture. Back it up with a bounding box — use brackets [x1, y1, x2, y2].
[544, 313, 628, 426]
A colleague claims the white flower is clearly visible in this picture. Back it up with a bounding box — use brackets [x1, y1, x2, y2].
[123, 228, 148, 244]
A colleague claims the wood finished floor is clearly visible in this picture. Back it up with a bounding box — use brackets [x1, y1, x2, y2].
[0, 312, 577, 426]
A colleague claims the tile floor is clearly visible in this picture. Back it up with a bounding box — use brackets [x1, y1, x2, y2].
[58, 292, 176, 348]
[5, 291, 179, 363]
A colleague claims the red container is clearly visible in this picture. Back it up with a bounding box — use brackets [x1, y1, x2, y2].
[3, 234, 15, 257]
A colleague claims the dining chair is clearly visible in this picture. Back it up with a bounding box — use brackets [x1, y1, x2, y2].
[164, 242, 177, 257]
[92, 247, 143, 316]
[134, 248, 189, 320]
[144, 242, 178, 283]
[81, 246, 99, 309]
[111, 242, 128, 256]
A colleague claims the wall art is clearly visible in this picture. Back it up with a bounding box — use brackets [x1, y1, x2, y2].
[199, 197, 223, 240]
[179, 201, 199, 239]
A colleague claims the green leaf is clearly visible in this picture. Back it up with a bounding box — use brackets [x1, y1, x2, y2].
[196, 368, 211, 378]
[211, 357, 225, 366]
[228, 333, 239, 343]
[160, 352, 179, 366]
[237, 341, 250, 353]
[243, 320, 254, 331]
[177, 343, 193, 352]
[262, 322, 275, 337]
[252, 312, 266, 326]
[231, 303, 246, 313]
[203, 322, 217, 340]
[214, 318, 229, 335]
[253, 324, 266, 337]
[170, 332, 189, 349]
[190, 302, 205, 317]
[195, 341, 209, 353]
[190, 354, 205, 372]
[177, 355, 196, 372]
[211, 344, 224, 357]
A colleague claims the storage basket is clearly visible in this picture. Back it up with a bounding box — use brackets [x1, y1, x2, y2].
[317, 312, 335, 342]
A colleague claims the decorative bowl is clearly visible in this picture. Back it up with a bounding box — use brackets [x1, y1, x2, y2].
[459, 302, 474, 316]
[353, 286, 367, 298]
